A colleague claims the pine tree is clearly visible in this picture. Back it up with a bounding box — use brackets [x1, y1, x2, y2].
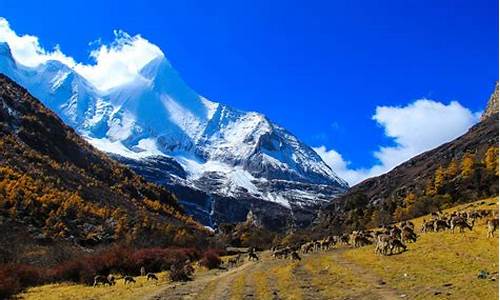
[461, 153, 475, 178]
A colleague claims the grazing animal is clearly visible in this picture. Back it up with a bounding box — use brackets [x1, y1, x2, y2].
[389, 239, 407, 254]
[339, 234, 350, 245]
[401, 226, 417, 243]
[452, 219, 473, 233]
[421, 220, 435, 233]
[433, 219, 449, 232]
[146, 273, 159, 281]
[375, 234, 392, 256]
[107, 275, 116, 286]
[291, 251, 301, 261]
[487, 218, 499, 238]
[353, 234, 371, 247]
[390, 226, 402, 239]
[228, 254, 241, 267]
[93, 275, 114, 287]
[124, 275, 136, 284]
[248, 252, 259, 261]
[140, 266, 146, 276]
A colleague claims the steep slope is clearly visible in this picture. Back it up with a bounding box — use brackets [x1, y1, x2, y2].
[316, 83, 499, 232]
[0, 74, 206, 265]
[0, 42, 348, 229]
[481, 81, 499, 121]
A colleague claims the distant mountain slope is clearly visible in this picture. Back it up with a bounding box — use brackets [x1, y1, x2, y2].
[316, 84, 499, 232]
[0, 74, 206, 264]
[0, 41, 348, 229]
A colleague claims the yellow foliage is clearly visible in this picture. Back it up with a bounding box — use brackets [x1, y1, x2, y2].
[461, 153, 475, 178]
[446, 159, 459, 178]
[484, 146, 499, 175]
[434, 166, 446, 190]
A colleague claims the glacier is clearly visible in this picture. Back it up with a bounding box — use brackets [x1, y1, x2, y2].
[0, 41, 348, 229]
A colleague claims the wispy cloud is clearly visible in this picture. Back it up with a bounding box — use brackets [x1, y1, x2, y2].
[0, 17, 163, 91]
[315, 99, 481, 186]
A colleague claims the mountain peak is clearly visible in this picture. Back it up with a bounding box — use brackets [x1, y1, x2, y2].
[139, 54, 171, 80]
[0, 42, 16, 69]
[481, 81, 499, 121]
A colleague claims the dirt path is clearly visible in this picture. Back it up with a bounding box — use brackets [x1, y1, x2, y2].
[145, 258, 259, 300]
[331, 248, 403, 300]
[291, 263, 323, 300]
[144, 249, 404, 300]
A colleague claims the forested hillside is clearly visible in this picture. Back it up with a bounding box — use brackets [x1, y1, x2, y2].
[0, 74, 207, 266]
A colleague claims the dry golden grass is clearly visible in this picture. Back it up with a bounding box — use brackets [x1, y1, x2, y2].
[343, 197, 499, 300]
[19, 272, 169, 300]
[270, 262, 303, 300]
[17, 198, 499, 300]
[302, 252, 376, 299]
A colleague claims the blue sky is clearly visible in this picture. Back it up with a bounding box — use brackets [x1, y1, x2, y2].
[0, 0, 498, 184]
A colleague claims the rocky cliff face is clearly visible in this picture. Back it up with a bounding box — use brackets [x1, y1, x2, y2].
[481, 82, 499, 121]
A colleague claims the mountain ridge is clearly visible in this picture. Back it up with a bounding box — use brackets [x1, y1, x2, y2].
[0, 41, 347, 229]
[0, 73, 207, 264]
[313, 83, 499, 233]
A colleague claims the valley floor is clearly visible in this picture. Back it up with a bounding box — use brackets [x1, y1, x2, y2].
[20, 198, 499, 300]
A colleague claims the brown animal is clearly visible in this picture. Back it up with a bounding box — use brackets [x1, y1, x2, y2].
[401, 226, 417, 243]
[487, 218, 499, 238]
[452, 219, 473, 233]
[389, 239, 407, 254]
[228, 254, 241, 266]
[375, 234, 392, 256]
[124, 275, 136, 284]
[421, 219, 435, 233]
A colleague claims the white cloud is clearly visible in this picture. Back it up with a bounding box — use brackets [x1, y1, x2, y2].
[0, 18, 75, 67]
[0, 17, 163, 91]
[74, 30, 163, 91]
[315, 99, 480, 186]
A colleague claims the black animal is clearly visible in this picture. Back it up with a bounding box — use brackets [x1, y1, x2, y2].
[291, 251, 301, 261]
[124, 275, 136, 284]
[93, 275, 114, 287]
[248, 252, 259, 261]
[147, 273, 159, 281]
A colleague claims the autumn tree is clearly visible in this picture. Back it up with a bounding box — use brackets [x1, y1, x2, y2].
[434, 166, 446, 191]
[446, 160, 459, 178]
[425, 178, 437, 196]
[461, 153, 475, 178]
[483, 146, 499, 176]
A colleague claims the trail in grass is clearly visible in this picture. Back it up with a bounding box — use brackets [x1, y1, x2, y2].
[145, 248, 410, 300]
[331, 248, 404, 300]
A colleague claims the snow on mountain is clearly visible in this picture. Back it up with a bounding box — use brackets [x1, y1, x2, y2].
[0, 41, 348, 228]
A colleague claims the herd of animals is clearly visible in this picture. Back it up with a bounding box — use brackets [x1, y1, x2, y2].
[92, 269, 159, 287]
[91, 206, 498, 287]
[264, 207, 499, 262]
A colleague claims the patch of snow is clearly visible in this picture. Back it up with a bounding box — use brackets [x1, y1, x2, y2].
[86, 137, 164, 159]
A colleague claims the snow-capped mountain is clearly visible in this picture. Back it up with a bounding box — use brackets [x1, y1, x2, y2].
[0, 41, 348, 229]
